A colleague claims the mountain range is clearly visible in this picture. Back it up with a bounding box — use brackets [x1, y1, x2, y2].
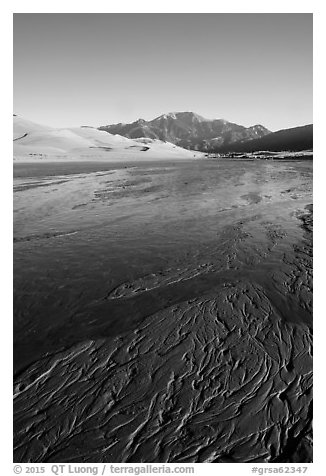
[99, 112, 313, 153]
[99, 112, 271, 152]
[13, 113, 313, 161]
[218, 124, 313, 153]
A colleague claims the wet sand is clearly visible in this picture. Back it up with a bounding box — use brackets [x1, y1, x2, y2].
[13, 159, 312, 463]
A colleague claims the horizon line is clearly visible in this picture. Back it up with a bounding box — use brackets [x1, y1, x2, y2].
[12, 111, 314, 133]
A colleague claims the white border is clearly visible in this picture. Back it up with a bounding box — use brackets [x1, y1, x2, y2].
[10, 1, 315, 13]
[3, 3, 323, 474]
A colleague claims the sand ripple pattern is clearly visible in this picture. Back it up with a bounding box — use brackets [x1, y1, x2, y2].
[14, 279, 312, 463]
[107, 216, 286, 300]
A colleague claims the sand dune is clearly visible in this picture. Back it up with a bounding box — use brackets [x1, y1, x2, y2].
[13, 116, 53, 139]
[13, 116, 203, 161]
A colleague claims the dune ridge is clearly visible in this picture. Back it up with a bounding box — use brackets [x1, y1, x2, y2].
[13, 116, 203, 161]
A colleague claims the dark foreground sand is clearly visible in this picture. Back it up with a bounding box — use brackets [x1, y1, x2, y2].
[13, 159, 312, 463]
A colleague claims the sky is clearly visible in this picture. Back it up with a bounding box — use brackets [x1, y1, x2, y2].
[13, 13, 312, 131]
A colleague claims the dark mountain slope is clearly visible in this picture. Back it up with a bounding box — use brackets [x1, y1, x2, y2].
[217, 124, 313, 153]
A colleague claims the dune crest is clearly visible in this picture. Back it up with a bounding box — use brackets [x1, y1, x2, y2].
[13, 116, 203, 161]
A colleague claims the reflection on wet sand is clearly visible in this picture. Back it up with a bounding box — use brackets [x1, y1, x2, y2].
[13, 159, 312, 463]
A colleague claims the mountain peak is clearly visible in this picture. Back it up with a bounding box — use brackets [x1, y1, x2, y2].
[153, 111, 208, 123]
[152, 112, 177, 121]
[98, 112, 271, 152]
